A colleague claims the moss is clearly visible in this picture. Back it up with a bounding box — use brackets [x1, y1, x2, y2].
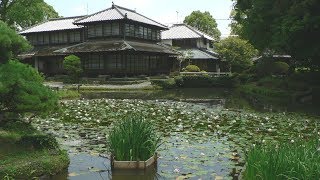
[0, 150, 69, 179]
[0, 121, 69, 179]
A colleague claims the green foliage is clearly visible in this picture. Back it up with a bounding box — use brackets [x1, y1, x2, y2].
[255, 58, 274, 77]
[273, 61, 289, 75]
[245, 139, 320, 180]
[255, 59, 290, 76]
[0, 21, 30, 64]
[108, 114, 160, 161]
[184, 10, 221, 40]
[18, 134, 58, 150]
[0, 60, 58, 116]
[63, 55, 83, 83]
[56, 90, 80, 100]
[233, 0, 320, 69]
[257, 76, 289, 90]
[178, 75, 239, 88]
[184, 65, 200, 72]
[215, 37, 258, 73]
[174, 75, 184, 87]
[150, 79, 176, 89]
[0, 0, 59, 28]
[239, 84, 292, 106]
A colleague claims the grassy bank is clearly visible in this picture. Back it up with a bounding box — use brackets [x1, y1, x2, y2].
[56, 89, 81, 99]
[0, 121, 69, 179]
[245, 139, 320, 179]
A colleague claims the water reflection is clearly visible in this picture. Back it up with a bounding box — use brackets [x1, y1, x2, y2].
[49, 153, 159, 180]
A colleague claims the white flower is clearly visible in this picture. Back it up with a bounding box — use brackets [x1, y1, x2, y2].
[173, 168, 180, 173]
[200, 152, 205, 156]
[267, 128, 272, 132]
[262, 140, 266, 143]
[290, 140, 294, 143]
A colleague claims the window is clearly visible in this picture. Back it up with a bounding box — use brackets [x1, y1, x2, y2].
[127, 55, 134, 72]
[125, 24, 130, 36]
[85, 54, 104, 69]
[37, 34, 44, 45]
[96, 24, 103, 37]
[156, 30, 161, 40]
[147, 28, 152, 40]
[143, 27, 148, 39]
[104, 24, 112, 36]
[59, 32, 68, 43]
[139, 26, 144, 38]
[27, 35, 37, 45]
[70, 31, 81, 43]
[43, 34, 49, 44]
[135, 26, 140, 38]
[88, 26, 95, 38]
[51, 32, 59, 44]
[135, 55, 145, 72]
[112, 22, 120, 35]
[152, 30, 156, 40]
[144, 55, 150, 70]
[150, 56, 158, 69]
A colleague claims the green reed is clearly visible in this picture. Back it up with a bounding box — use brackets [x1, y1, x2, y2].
[108, 114, 160, 161]
[245, 139, 320, 180]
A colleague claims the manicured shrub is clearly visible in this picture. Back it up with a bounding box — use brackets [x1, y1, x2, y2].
[245, 139, 320, 180]
[174, 75, 184, 87]
[255, 58, 274, 77]
[150, 79, 176, 89]
[257, 76, 288, 89]
[63, 55, 83, 83]
[108, 114, 160, 161]
[184, 65, 200, 72]
[272, 61, 289, 75]
[180, 75, 239, 88]
[238, 73, 256, 84]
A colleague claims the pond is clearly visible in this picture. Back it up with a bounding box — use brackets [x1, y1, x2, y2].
[34, 89, 320, 179]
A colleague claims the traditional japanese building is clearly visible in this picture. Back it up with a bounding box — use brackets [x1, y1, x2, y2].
[161, 24, 221, 72]
[19, 4, 177, 76]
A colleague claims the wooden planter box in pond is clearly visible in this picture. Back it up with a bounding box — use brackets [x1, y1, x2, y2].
[111, 154, 157, 169]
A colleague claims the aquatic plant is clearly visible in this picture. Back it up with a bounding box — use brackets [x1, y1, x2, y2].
[108, 114, 160, 161]
[245, 139, 320, 180]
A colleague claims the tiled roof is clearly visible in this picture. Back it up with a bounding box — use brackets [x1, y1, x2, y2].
[179, 49, 218, 60]
[54, 40, 177, 54]
[74, 4, 167, 29]
[161, 24, 214, 41]
[19, 16, 84, 34]
[18, 45, 70, 59]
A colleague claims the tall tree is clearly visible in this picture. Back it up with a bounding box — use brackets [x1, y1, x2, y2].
[0, 0, 59, 28]
[0, 20, 30, 64]
[233, 0, 320, 69]
[184, 11, 221, 40]
[215, 37, 258, 73]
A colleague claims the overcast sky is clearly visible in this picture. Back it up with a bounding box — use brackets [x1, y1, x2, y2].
[44, 0, 234, 37]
